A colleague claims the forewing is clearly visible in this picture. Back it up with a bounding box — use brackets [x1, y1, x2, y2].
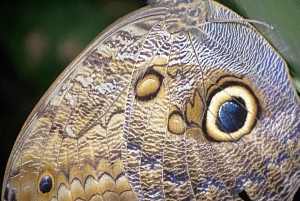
[3, 6, 167, 201]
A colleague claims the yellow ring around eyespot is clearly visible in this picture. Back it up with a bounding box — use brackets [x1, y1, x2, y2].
[168, 112, 185, 135]
[136, 74, 161, 98]
[38, 171, 54, 195]
[206, 85, 257, 141]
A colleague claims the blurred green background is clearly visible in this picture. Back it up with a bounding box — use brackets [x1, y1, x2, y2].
[0, 0, 299, 199]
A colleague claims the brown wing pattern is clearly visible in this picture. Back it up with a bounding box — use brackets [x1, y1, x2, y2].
[121, 1, 300, 200]
[3, 0, 300, 201]
[3, 6, 167, 201]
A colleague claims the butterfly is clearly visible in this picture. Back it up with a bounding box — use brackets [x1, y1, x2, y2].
[2, 0, 300, 200]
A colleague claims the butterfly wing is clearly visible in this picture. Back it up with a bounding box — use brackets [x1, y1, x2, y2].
[191, 3, 300, 199]
[2, 6, 168, 201]
[3, 1, 300, 201]
[121, 1, 300, 201]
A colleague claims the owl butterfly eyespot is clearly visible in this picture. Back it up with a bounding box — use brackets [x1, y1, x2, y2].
[203, 77, 259, 141]
[2, 0, 300, 201]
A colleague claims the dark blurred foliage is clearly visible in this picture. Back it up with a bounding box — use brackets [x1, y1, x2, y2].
[0, 0, 299, 199]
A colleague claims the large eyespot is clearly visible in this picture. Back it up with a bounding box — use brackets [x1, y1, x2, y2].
[38, 172, 54, 195]
[135, 69, 164, 101]
[205, 84, 258, 141]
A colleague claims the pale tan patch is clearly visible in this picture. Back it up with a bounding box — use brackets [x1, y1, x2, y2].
[186, 90, 204, 126]
[136, 74, 161, 98]
[168, 106, 185, 135]
[70, 179, 85, 200]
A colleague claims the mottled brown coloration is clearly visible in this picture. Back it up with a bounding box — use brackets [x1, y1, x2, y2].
[2, 0, 300, 200]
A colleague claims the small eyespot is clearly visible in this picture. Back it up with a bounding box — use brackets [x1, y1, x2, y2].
[11, 188, 16, 201]
[168, 111, 185, 134]
[135, 69, 163, 101]
[4, 184, 9, 200]
[39, 172, 54, 194]
[205, 84, 258, 141]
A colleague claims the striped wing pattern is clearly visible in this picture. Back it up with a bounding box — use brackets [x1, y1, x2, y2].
[3, 0, 300, 201]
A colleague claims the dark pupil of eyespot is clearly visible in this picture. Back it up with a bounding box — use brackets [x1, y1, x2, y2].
[39, 175, 52, 194]
[217, 98, 247, 133]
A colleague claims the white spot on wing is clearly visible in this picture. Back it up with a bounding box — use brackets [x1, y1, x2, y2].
[95, 80, 121, 95]
[64, 92, 77, 108]
[66, 125, 77, 138]
[75, 75, 93, 88]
